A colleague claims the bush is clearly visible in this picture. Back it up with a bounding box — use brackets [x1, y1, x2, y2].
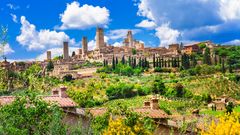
[97, 66, 112, 74]
[154, 67, 162, 72]
[151, 77, 166, 95]
[62, 74, 73, 82]
[106, 83, 135, 100]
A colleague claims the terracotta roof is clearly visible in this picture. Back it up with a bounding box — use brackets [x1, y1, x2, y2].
[0, 96, 77, 108]
[43, 96, 77, 108]
[89, 108, 107, 117]
[134, 108, 168, 118]
[0, 96, 15, 105]
[88, 108, 168, 119]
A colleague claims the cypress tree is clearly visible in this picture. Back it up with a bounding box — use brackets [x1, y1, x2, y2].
[164, 60, 167, 67]
[103, 59, 106, 67]
[133, 58, 136, 68]
[222, 58, 226, 73]
[139, 57, 142, 67]
[159, 58, 162, 68]
[182, 53, 190, 69]
[177, 57, 180, 68]
[112, 56, 115, 69]
[116, 57, 118, 65]
[121, 55, 125, 65]
[128, 56, 131, 66]
[203, 47, 211, 65]
[192, 55, 197, 67]
[153, 54, 156, 68]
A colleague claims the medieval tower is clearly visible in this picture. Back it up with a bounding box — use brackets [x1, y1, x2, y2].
[63, 41, 69, 60]
[127, 30, 134, 47]
[96, 27, 105, 50]
[46, 51, 51, 61]
[82, 37, 88, 56]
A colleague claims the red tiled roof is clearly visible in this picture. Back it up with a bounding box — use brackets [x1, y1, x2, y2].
[0, 96, 15, 105]
[88, 108, 168, 119]
[89, 108, 107, 117]
[134, 108, 168, 118]
[0, 96, 77, 108]
[43, 96, 77, 108]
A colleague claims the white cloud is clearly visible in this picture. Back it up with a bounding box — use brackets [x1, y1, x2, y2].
[112, 42, 122, 47]
[135, 20, 156, 29]
[155, 23, 180, 47]
[0, 43, 15, 55]
[59, 1, 110, 30]
[219, 0, 240, 21]
[16, 16, 76, 51]
[88, 40, 96, 51]
[6, 3, 20, 10]
[10, 13, 17, 23]
[223, 39, 240, 45]
[107, 29, 141, 40]
[36, 47, 79, 61]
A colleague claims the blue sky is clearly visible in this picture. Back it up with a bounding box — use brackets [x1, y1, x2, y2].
[1, 0, 240, 61]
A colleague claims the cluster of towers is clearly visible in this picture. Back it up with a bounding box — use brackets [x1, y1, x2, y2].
[46, 27, 105, 61]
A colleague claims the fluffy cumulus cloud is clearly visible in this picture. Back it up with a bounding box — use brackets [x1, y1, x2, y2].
[155, 23, 180, 47]
[59, 1, 110, 30]
[0, 43, 15, 55]
[136, 0, 240, 45]
[36, 47, 79, 61]
[135, 20, 156, 29]
[107, 29, 141, 40]
[16, 16, 76, 50]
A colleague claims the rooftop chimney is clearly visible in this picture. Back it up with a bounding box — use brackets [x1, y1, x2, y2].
[150, 96, 159, 110]
[52, 88, 59, 96]
[59, 86, 68, 98]
[143, 101, 151, 109]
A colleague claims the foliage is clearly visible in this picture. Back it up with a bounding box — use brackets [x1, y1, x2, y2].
[203, 47, 211, 65]
[62, 74, 73, 82]
[0, 91, 66, 135]
[46, 60, 54, 72]
[151, 77, 165, 94]
[106, 82, 135, 99]
[92, 103, 155, 135]
[202, 112, 240, 135]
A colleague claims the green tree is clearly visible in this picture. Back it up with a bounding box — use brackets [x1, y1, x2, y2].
[181, 53, 190, 70]
[151, 77, 165, 94]
[112, 56, 115, 70]
[132, 48, 137, 55]
[0, 91, 66, 134]
[203, 47, 211, 65]
[153, 54, 156, 68]
[121, 56, 125, 65]
[46, 61, 54, 72]
[72, 51, 76, 57]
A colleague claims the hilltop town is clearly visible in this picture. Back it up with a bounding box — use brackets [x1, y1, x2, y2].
[1, 25, 240, 134]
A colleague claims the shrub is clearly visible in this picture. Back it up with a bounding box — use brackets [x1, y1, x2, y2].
[151, 77, 166, 95]
[62, 74, 73, 82]
[106, 83, 135, 99]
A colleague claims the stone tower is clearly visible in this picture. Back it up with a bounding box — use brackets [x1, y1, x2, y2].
[82, 37, 88, 55]
[46, 51, 51, 61]
[63, 41, 69, 60]
[96, 27, 105, 50]
[127, 30, 133, 47]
